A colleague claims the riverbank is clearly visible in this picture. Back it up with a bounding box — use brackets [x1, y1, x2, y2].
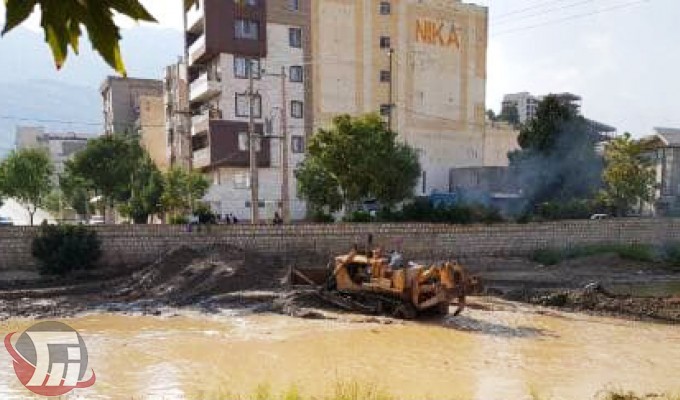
[0, 245, 679, 323]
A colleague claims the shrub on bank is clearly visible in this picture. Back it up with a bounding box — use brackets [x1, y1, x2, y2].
[373, 199, 505, 224]
[530, 243, 655, 265]
[31, 223, 102, 275]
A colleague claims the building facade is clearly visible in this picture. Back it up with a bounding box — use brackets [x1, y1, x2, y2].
[644, 127, 680, 216]
[136, 96, 169, 171]
[15, 126, 97, 178]
[501, 92, 539, 124]
[100, 77, 164, 135]
[185, 0, 488, 220]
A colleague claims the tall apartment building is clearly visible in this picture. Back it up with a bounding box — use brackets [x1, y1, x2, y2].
[185, 0, 488, 220]
[100, 77, 164, 135]
[501, 92, 584, 124]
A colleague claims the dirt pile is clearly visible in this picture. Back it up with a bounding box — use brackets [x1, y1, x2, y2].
[112, 245, 291, 305]
[506, 286, 680, 323]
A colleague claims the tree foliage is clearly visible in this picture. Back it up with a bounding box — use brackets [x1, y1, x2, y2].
[509, 95, 602, 209]
[0, 148, 53, 225]
[64, 135, 139, 212]
[118, 154, 164, 224]
[601, 133, 656, 216]
[160, 167, 210, 218]
[1, 0, 156, 75]
[295, 114, 421, 213]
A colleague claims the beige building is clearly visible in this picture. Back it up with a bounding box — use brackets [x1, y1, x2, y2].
[483, 121, 520, 167]
[136, 96, 169, 171]
[311, 0, 488, 195]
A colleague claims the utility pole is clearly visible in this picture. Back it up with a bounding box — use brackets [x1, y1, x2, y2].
[280, 66, 290, 223]
[248, 59, 260, 224]
[180, 3, 193, 170]
[387, 47, 394, 132]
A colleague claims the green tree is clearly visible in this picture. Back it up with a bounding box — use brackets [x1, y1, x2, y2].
[509, 95, 602, 210]
[296, 113, 421, 213]
[59, 174, 92, 218]
[0, 148, 53, 225]
[601, 133, 656, 216]
[160, 167, 209, 218]
[63, 135, 147, 221]
[43, 189, 63, 219]
[119, 155, 164, 224]
[1, 0, 156, 75]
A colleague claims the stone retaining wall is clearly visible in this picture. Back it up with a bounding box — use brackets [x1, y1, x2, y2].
[0, 219, 678, 274]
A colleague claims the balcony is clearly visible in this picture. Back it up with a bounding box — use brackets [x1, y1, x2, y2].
[193, 147, 210, 169]
[186, 1, 204, 34]
[188, 35, 206, 66]
[192, 113, 209, 136]
[190, 72, 221, 103]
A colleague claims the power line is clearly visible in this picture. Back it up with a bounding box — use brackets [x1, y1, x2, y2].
[494, 0, 595, 26]
[493, 0, 652, 37]
[494, 0, 578, 20]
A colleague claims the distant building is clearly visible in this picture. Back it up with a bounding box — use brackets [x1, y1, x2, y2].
[643, 127, 680, 216]
[15, 126, 97, 178]
[164, 58, 192, 170]
[483, 121, 520, 167]
[100, 77, 164, 135]
[501, 92, 539, 124]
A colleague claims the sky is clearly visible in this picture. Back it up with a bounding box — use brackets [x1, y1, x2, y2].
[0, 0, 678, 136]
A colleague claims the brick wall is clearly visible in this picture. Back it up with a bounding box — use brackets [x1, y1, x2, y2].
[1, 219, 678, 275]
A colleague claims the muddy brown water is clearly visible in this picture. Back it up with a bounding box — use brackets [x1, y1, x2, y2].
[0, 300, 679, 400]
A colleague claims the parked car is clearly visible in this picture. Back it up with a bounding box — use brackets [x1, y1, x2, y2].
[0, 216, 13, 226]
[590, 213, 609, 220]
[88, 215, 105, 225]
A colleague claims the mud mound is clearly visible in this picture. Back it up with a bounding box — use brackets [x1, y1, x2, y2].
[508, 287, 680, 323]
[114, 245, 293, 305]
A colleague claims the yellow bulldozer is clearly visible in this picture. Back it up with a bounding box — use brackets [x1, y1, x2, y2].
[290, 247, 480, 319]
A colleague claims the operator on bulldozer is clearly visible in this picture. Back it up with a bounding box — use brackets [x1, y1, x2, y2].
[324, 247, 472, 319]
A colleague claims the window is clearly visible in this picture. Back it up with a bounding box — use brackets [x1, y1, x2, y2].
[288, 0, 300, 11]
[291, 136, 305, 153]
[289, 27, 302, 48]
[235, 94, 262, 118]
[235, 173, 250, 189]
[380, 104, 391, 116]
[289, 66, 304, 82]
[380, 70, 391, 82]
[379, 1, 391, 15]
[291, 100, 304, 118]
[234, 57, 260, 79]
[245, 201, 265, 208]
[379, 36, 391, 49]
[237, 132, 261, 152]
[235, 19, 259, 40]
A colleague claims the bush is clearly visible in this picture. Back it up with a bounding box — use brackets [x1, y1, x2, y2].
[530, 248, 564, 265]
[311, 211, 334, 223]
[664, 242, 680, 267]
[169, 215, 189, 225]
[31, 223, 101, 275]
[343, 211, 373, 223]
[193, 203, 217, 224]
[530, 243, 656, 266]
[616, 243, 654, 262]
[380, 200, 504, 224]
